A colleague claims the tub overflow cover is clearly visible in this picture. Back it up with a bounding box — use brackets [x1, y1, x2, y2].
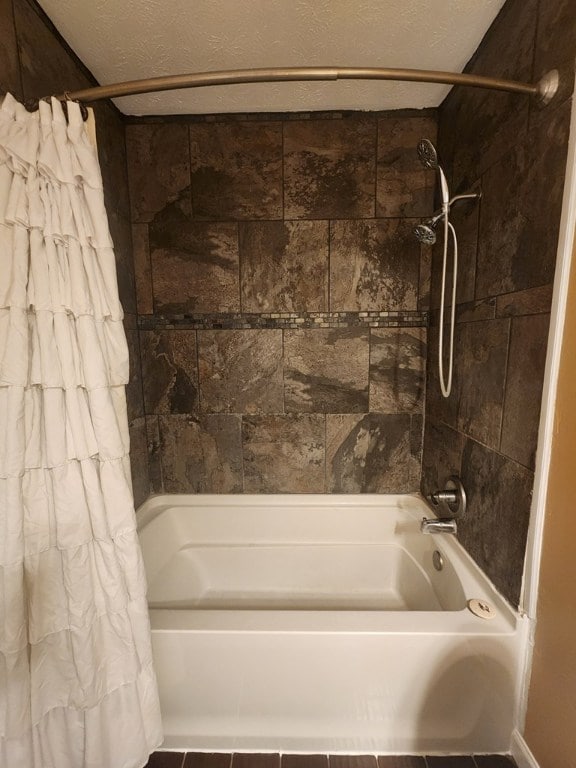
[467, 598, 497, 619]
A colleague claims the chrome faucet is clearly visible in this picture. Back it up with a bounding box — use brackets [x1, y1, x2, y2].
[421, 516, 458, 534]
[421, 476, 466, 535]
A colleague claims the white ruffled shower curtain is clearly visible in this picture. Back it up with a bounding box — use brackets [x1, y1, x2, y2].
[0, 93, 162, 768]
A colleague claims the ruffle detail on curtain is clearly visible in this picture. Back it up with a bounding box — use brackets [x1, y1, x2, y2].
[0, 666, 162, 768]
[0, 93, 162, 767]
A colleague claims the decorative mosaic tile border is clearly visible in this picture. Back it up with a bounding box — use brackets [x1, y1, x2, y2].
[137, 310, 428, 331]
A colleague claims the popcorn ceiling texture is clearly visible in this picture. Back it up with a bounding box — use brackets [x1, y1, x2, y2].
[37, 0, 506, 114]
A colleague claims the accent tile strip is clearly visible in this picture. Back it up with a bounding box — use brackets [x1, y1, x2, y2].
[137, 310, 428, 331]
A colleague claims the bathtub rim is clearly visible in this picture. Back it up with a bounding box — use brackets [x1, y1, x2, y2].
[137, 492, 520, 633]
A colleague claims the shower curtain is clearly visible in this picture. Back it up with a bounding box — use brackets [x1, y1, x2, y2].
[0, 93, 162, 768]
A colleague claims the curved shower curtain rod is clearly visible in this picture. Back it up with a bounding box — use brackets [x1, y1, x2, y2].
[52, 66, 560, 107]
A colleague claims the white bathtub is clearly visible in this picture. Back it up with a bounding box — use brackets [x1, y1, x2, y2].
[137, 494, 528, 754]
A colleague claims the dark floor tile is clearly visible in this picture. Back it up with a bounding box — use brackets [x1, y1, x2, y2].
[282, 756, 328, 768]
[183, 754, 232, 768]
[377, 757, 425, 768]
[426, 758, 475, 768]
[232, 755, 280, 768]
[331, 756, 377, 768]
[144, 752, 185, 768]
[474, 756, 516, 768]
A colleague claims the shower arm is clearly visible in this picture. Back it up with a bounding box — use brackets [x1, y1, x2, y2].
[427, 192, 482, 226]
[46, 66, 560, 107]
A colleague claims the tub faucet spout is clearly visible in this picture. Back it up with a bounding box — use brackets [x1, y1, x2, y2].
[421, 517, 457, 534]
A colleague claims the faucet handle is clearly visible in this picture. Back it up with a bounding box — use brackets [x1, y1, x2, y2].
[429, 476, 467, 517]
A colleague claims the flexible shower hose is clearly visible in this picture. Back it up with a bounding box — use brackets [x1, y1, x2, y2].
[438, 213, 458, 398]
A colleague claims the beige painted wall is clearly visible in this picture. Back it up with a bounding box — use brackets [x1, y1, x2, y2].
[524, 235, 576, 767]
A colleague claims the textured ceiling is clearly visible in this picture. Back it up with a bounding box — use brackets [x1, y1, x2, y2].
[38, 0, 507, 115]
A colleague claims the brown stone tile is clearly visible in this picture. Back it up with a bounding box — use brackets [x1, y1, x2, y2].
[284, 329, 369, 413]
[495, 284, 553, 317]
[439, 0, 537, 188]
[430, 190, 480, 312]
[150, 221, 240, 313]
[331, 757, 377, 768]
[159, 414, 243, 493]
[0, 0, 22, 98]
[132, 224, 153, 315]
[123, 313, 137, 331]
[326, 413, 421, 493]
[284, 117, 376, 219]
[183, 754, 231, 768]
[232, 756, 279, 768]
[534, 0, 576, 87]
[145, 415, 163, 493]
[476, 99, 570, 299]
[460, 438, 534, 607]
[456, 319, 510, 449]
[94, 101, 131, 219]
[473, 756, 516, 768]
[242, 414, 325, 493]
[330, 220, 420, 311]
[282, 757, 327, 768]
[370, 328, 426, 414]
[140, 331, 199, 415]
[456, 299, 496, 324]
[125, 329, 144, 422]
[377, 758, 425, 768]
[190, 122, 282, 219]
[144, 753, 185, 768]
[108, 210, 136, 315]
[501, 314, 550, 469]
[424, 320, 459, 429]
[129, 417, 150, 508]
[426, 759, 475, 768]
[126, 123, 190, 223]
[198, 330, 283, 414]
[418, 245, 432, 311]
[239, 220, 329, 312]
[14, 0, 93, 102]
[421, 418, 465, 498]
[376, 114, 437, 217]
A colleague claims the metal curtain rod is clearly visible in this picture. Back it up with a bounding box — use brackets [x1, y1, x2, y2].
[55, 66, 560, 106]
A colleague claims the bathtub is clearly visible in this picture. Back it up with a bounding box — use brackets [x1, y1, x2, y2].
[136, 494, 528, 754]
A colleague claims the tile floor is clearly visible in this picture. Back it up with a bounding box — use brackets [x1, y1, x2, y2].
[144, 752, 516, 768]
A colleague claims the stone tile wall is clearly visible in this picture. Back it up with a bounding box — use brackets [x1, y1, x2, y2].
[422, 0, 574, 607]
[0, 0, 149, 505]
[126, 111, 436, 494]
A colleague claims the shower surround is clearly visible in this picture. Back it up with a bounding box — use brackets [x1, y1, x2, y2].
[421, 0, 573, 607]
[126, 112, 435, 496]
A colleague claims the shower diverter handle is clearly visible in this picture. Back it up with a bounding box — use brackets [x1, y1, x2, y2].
[428, 476, 467, 517]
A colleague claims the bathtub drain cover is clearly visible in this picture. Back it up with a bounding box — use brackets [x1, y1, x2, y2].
[467, 598, 496, 619]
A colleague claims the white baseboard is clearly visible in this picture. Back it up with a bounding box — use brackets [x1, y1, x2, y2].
[511, 730, 540, 768]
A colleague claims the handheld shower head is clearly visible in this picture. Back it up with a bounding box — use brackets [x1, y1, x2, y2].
[417, 139, 439, 170]
[417, 138, 450, 207]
